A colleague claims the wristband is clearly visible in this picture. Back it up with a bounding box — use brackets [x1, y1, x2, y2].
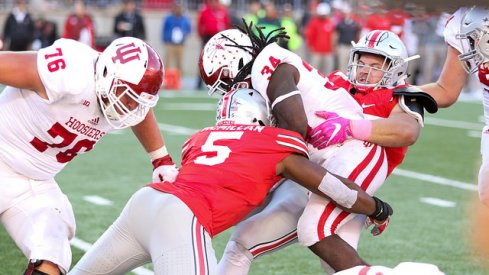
[318, 172, 358, 209]
[148, 146, 168, 161]
[351, 119, 372, 141]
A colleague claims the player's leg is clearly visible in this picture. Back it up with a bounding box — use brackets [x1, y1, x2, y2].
[298, 141, 388, 273]
[218, 180, 309, 275]
[137, 188, 217, 275]
[70, 188, 152, 275]
[478, 129, 489, 207]
[0, 174, 75, 275]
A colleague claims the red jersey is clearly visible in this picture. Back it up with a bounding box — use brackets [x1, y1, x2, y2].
[325, 70, 408, 175]
[149, 125, 308, 237]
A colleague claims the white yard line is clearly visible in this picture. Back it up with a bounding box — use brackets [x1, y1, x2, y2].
[419, 197, 456, 207]
[83, 195, 113, 206]
[70, 237, 154, 275]
[424, 117, 483, 131]
[158, 123, 199, 135]
[393, 168, 477, 191]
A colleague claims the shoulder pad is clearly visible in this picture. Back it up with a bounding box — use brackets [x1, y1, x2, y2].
[392, 86, 438, 114]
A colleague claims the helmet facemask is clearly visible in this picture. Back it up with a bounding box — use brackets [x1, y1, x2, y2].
[98, 79, 158, 129]
[347, 30, 415, 92]
[457, 6, 489, 74]
[458, 29, 489, 74]
[95, 37, 163, 129]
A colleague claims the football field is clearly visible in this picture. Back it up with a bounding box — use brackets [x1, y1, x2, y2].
[1, 90, 489, 274]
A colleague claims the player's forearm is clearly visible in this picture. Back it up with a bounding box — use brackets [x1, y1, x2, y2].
[367, 115, 420, 147]
[131, 110, 165, 153]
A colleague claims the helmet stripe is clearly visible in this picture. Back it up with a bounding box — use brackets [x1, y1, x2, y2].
[367, 30, 383, 48]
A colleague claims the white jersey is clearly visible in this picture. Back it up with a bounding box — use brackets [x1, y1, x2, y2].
[251, 43, 364, 130]
[444, 8, 489, 126]
[0, 39, 114, 180]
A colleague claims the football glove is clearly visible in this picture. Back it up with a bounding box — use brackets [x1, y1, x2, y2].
[365, 197, 393, 236]
[308, 111, 352, 149]
[152, 155, 179, 183]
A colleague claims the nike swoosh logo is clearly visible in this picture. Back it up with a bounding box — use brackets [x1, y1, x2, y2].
[362, 103, 376, 108]
[329, 123, 342, 143]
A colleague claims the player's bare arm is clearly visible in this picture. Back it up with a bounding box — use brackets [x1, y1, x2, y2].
[418, 46, 466, 108]
[0, 51, 47, 99]
[368, 104, 420, 147]
[277, 153, 391, 219]
[267, 63, 309, 139]
[131, 110, 165, 152]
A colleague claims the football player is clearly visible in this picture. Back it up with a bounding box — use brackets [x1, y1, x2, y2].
[69, 88, 393, 274]
[417, 6, 489, 207]
[0, 37, 178, 275]
[199, 24, 436, 273]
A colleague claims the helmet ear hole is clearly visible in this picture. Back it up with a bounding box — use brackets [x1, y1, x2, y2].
[103, 67, 108, 77]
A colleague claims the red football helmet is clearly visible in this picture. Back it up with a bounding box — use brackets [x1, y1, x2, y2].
[95, 37, 163, 129]
[199, 29, 253, 96]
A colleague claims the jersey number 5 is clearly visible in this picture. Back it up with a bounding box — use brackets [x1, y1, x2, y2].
[194, 131, 244, 166]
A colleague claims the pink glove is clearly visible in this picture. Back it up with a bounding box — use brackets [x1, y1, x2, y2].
[308, 111, 353, 149]
[152, 155, 179, 183]
[308, 111, 373, 149]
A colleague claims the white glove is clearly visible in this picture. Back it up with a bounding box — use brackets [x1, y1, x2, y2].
[152, 163, 179, 183]
[151, 154, 179, 183]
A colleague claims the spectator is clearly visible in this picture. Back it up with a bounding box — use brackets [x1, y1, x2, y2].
[257, 1, 282, 38]
[280, 3, 302, 52]
[62, 0, 95, 48]
[113, 0, 146, 40]
[161, 2, 191, 74]
[243, 0, 261, 27]
[195, 0, 230, 90]
[335, 5, 361, 71]
[32, 17, 58, 50]
[2, 0, 35, 51]
[305, 2, 336, 74]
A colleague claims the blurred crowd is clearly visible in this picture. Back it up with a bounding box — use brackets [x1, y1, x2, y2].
[0, 0, 463, 89]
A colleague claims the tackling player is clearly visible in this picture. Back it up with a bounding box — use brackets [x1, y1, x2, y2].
[0, 37, 178, 275]
[69, 88, 393, 274]
[199, 24, 436, 273]
[418, 6, 489, 207]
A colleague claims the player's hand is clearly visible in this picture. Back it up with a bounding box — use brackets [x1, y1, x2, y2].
[308, 111, 352, 149]
[152, 155, 179, 183]
[365, 197, 393, 236]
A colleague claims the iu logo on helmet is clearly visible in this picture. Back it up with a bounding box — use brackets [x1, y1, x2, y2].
[111, 42, 142, 64]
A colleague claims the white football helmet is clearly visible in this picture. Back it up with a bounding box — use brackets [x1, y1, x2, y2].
[95, 37, 163, 129]
[457, 6, 489, 74]
[199, 29, 253, 96]
[216, 88, 275, 126]
[347, 30, 415, 91]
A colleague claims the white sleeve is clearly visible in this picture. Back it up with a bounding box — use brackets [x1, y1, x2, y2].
[250, 43, 303, 103]
[37, 39, 99, 103]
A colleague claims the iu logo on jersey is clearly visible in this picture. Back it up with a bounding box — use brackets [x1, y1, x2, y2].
[111, 42, 142, 64]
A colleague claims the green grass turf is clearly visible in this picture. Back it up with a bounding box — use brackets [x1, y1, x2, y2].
[1, 91, 489, 274]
